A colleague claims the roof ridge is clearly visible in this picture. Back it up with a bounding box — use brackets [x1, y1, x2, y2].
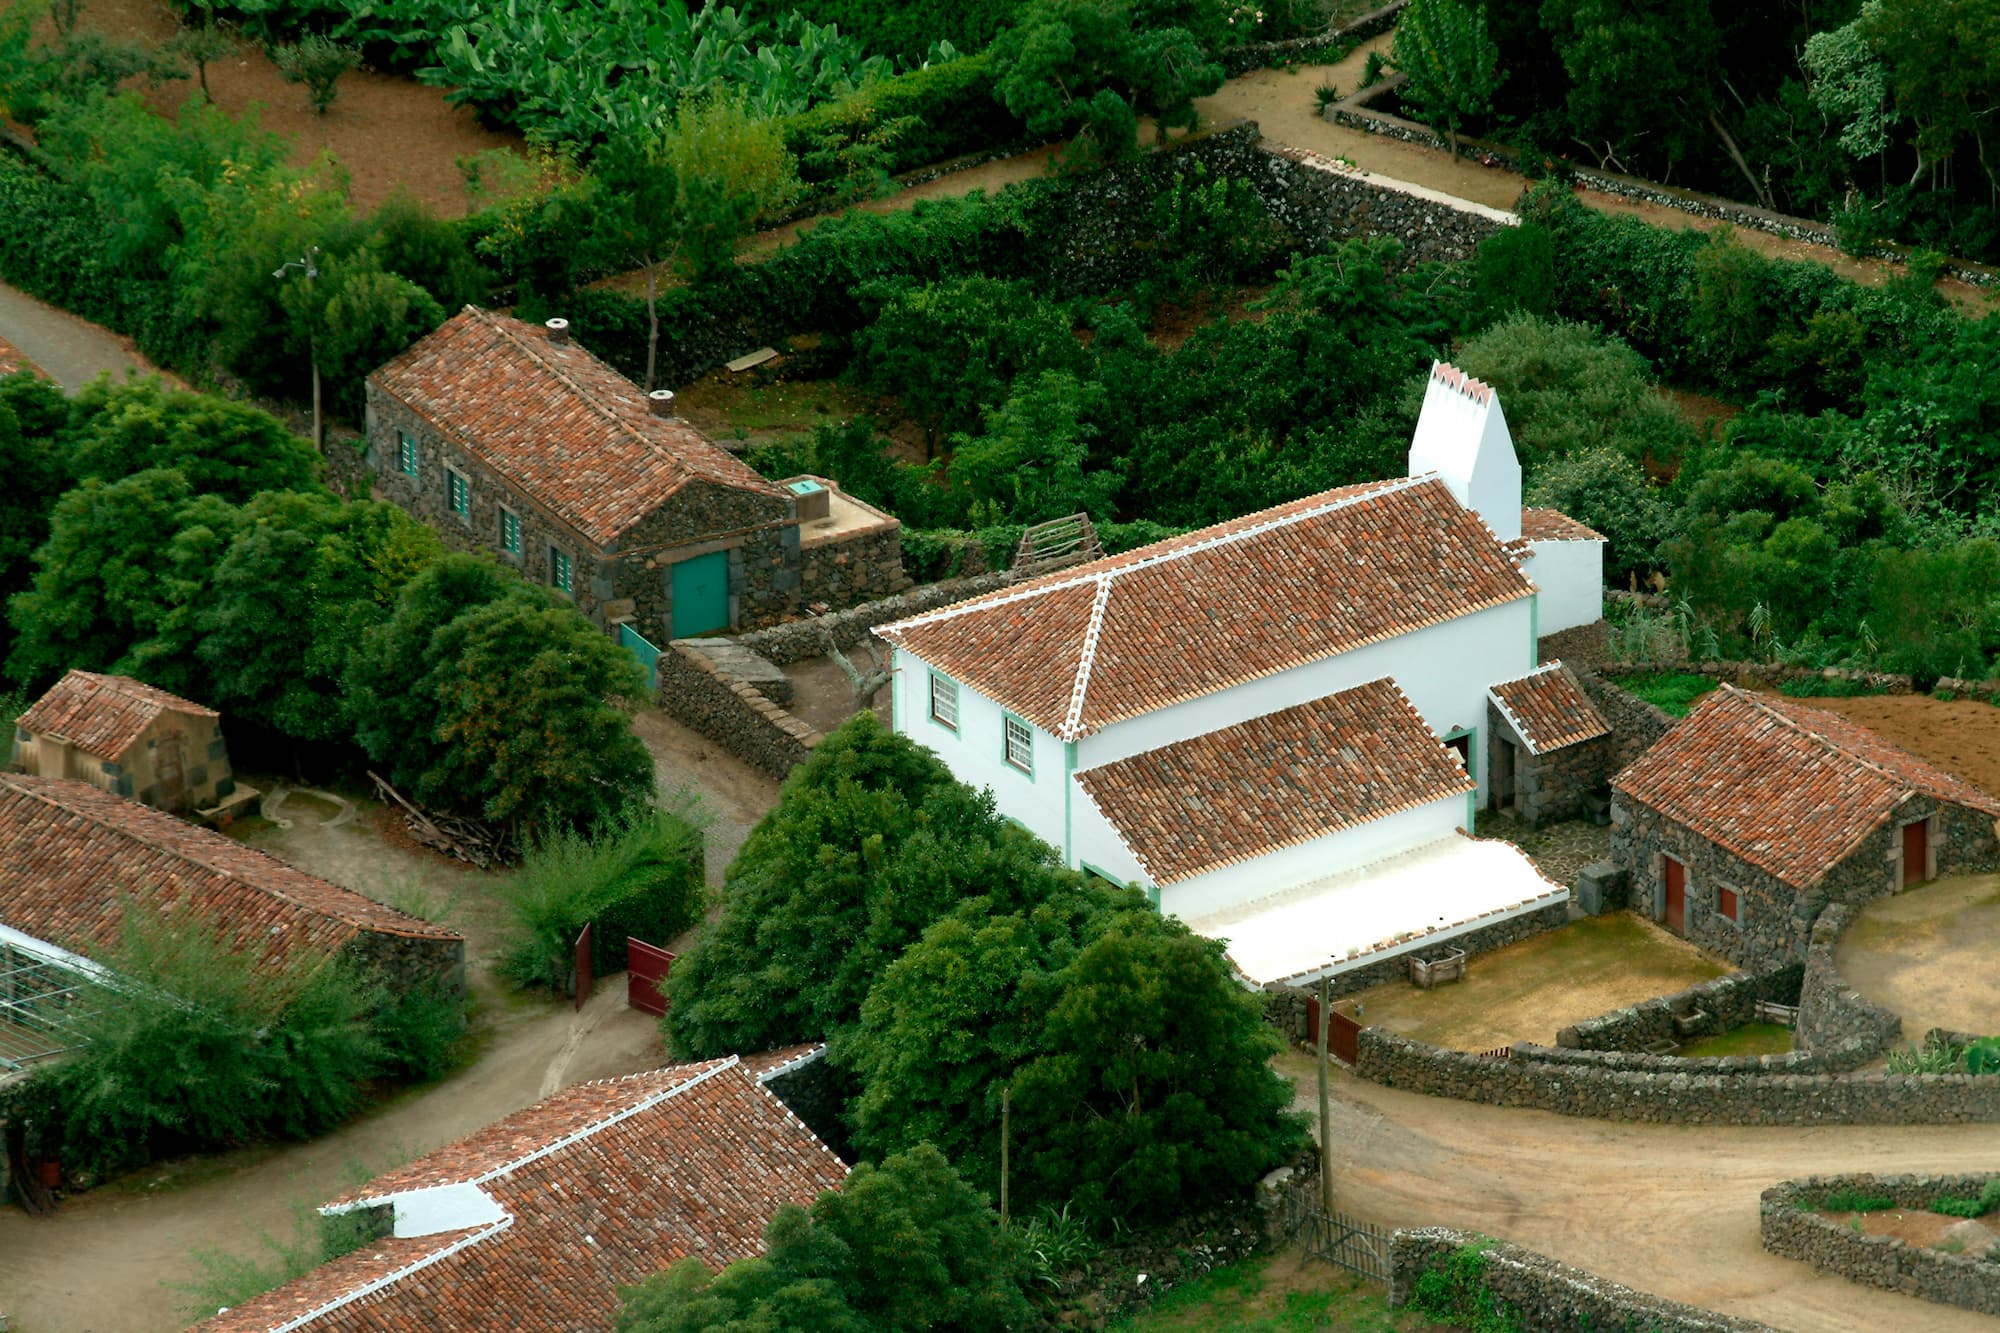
[885, 476, 1430, 636]
[1725, 686, 1915, 793]
[263, 1219, 513, 1333]
[477, 310, 694, 494]
[1060, 577, 1116, 739]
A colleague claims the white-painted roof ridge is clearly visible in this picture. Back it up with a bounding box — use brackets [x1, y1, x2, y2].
[258, 1219, 513, 1333]
[1060, 576, 1117, 740]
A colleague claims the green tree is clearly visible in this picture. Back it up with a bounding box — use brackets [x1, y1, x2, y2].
[1861, 0, 2000, 195]
[0, 378, 72, 629]
[288, 251, 447, 421]
[1390, 0, 1503, 157]
[659, 88, 800, 285]
[163, 9, 237, 101]
[1526, 448, 1669, 585]
[588, 135, 686, 392]
[1539, 0, 1720, 171]
[947, 370, 1119, 523]
[270, 35, 357, 116]
[615, 1145, 1030, 1333]
[1803, 4, 1898, 162]
[65, 376, 320, 503]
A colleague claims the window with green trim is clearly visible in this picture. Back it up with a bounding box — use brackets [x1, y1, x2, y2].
[550, 547, 572, 594]
[1003, 715, 1033, 775]
[500, 507, 521, 556]
[447, 469, 470, 516]
[396, 431, 418, 477]
[929, 674, 958, 731]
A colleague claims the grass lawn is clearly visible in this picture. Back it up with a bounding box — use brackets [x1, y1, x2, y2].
[1110, 1249, 1444, 1332]
[1615, 672, 1721, 716]
[1676, 1022, 1794, 1058]
[1341, 913, 1729, 1051]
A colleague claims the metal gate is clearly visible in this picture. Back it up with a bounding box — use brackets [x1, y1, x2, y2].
[627, 939, 674, 1017]
[573, 922, 593, 1012]
[1306, 993, 1362, 1065]
[617, 622, 663, 692]
[1305, 1208, 1392, 1284]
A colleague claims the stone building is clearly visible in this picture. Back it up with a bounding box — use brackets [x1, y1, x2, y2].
[1485, 661, 1613, 826]
[13, 670, 247, 818]
[1610, 685, 2000, 967]
[365, 308, 903, 646]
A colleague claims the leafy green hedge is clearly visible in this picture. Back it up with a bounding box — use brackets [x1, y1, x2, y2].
[782, 0, 1023, 65]
[783, 51, 1021, 188]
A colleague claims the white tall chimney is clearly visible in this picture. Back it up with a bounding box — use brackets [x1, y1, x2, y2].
[1407, 361, 1521, 542]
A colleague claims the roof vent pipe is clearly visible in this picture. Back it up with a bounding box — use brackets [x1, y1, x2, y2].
[545, 318, 570, 345]
[648, 389, 677, 419]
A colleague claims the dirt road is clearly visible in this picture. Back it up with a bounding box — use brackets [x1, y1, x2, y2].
[1296, 1056, 2000, 1332]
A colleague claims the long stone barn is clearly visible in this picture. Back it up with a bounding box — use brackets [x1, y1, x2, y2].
[1609, 684, 2000, 968]
[364, 307, 905, 651]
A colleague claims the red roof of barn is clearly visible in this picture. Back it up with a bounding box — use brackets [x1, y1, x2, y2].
[16, 670, 218, 760]
[1612, 685, 2000, 888]
[1075, 680, 1473, 885]
[191, 1057, 848, 1333]
[369, 307, 786, 547]
[1489, 662, 1610, 754]
[880, 478, 1535, 740]
[0, 775, 460, 968]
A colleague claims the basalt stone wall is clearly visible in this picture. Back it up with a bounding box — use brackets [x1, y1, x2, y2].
[763, 1057, 852, 1162]
[1390, 1228, 1778, 1332]
[1264, 898, 1570, 1043]
[1796, 903, 1904, 1056]
[344, 931, 466, 998]
[1761, 1175, 2000, 1317]
[1569, 665, 1674, 770]
[799, 524, 908, 609]
[656, 642, 821, 779]
[736, 571, 1015, 665]
[1249, 140, 1512, 265]
[1508, 1034, 1879, 1078]
[1356, 1028, 2000, 1124]
[1557, 966, 1803, 1052]
[1489, 700, 1612, 827]
[1218, 0, 1407, 74]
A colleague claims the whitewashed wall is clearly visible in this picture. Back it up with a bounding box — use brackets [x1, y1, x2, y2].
[1158, 796, 1465, 920]
[1523, 540, 1603, 634]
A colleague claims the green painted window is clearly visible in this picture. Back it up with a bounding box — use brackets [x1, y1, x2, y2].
[447, 470, 469, 516]
[1004, 715, 1033, 775]
[929, 674, 958, 731]
[550, 547, 572, 594]
[500, 507, 521, 555]
[397, 431, 418, 477]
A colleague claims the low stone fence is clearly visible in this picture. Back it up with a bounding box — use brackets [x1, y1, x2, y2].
[656, 641, 822, 779]
[1218, 0, 1405, 74]
[1760, 1174, 2000, 1318]
[1567, 664, 1675, 771]
[1249, 140, 1513, 267]
[1355, 1028, 2000, 1124]
[735, 571, 1013, 665]
[1795, 903, 1903, 1056]
[1389, 1228, 1777, 1332]
[1597, 660, 1917, 695]
[1558, 966, 1802, 1052]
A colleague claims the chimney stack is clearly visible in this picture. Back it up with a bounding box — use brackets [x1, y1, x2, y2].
[648, 389, 677, 419]
[545, 318, 570, 345]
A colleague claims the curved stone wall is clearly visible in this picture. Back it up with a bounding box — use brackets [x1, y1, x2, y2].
[1761, 1174, 2000, 1318]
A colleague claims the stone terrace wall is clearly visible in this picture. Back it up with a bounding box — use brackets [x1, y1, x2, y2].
[1218, 0, 1406, 74]
[656, 641, 821, 779]
[1356, 1028, 2000, 1124]
[1249, 140, 1513, 265]
[345, 931, 466, 998]
[799, 523, 907, 610]
[1569, 664, 1675, 771]
[1796, 903, 1904, 1056]
[1761, 1175, 2000, 1318]
[736, 571, 1014, 666]
[1557, 966, 1802, 1051]
[1389, 1228, 1778, 1332]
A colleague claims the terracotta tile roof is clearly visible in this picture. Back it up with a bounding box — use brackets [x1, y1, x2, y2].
[739, 1043, 826, 1081]
[1612, 685, 2000, 888]
[882, 478, 1534, 739]
[370, 307, 785, 547]
[194, 1058, 848, 1333]
[0, 775, 461, 969]
[1489, 662, 1610, 754]
[1074, 680, 1473, 885]
[1520, 507, 1605, 542]
[15, 670, 218, 759]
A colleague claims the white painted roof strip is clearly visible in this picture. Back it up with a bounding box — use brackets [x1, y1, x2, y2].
[258, 1219, 513, 1333]
[1188, 835, 1568, 988]
[1486, 661, 1574, 757]
[1061, 576, 1116, 740]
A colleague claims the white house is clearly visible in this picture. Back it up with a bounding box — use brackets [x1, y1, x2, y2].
[877, 363, 1605, 987]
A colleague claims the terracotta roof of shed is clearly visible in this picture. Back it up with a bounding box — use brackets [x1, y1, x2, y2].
[1075, 680, 1473, 885]
[194, 1057, 848, 1333]
[16, 670, 218, 759]
[1489, 663, 1610, 754]
[881, 478, 1535, 739]
[1612, 685, 2000, 888]
[0, 775, 460, 968]
[1520, 508, 1605, 543]
[369, 307, 785, 547]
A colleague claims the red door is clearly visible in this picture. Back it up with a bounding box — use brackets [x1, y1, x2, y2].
[1902, 820, 1929, 887]
[1664, 857, 1686, 935]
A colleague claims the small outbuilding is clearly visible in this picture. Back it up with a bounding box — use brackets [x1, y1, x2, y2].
[1610, 685, 2000, 967]
[1486, 661, 1613, 826]
[13, 670, 248, 819]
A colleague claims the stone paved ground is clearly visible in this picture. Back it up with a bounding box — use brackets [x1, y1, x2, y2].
[1476, 810, 1610, 889]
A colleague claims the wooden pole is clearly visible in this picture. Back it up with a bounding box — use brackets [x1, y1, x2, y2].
[999, 1084, 1011, 1229]
[1317, 974, 1333, 1213]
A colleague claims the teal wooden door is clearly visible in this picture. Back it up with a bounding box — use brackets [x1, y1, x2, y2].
[670, 551, 729, 638]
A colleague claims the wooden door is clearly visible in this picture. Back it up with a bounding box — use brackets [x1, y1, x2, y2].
[155, 733, 185, 811]
[1902, 820, 1929, 887]
[1663, 857, 1687, 935]
[670, 551, 730, 639]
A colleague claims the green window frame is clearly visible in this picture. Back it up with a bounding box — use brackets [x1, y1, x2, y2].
[1003, 714, 1034, 776]
[929, 674, 958, 731]
[396, 431, 418, 477]
[447, 469, 470, 516]
[550, 547, 572, 594]
[500, 507, 521, 556]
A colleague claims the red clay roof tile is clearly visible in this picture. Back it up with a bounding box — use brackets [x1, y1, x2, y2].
[370, 308, 785, 548]
[1075, 680, 1473, 884]
[1520, 508, 1605, 543]
[1489, 662, 1610, 754]
[1612, 685, 2000, 888]
[883, 478, 1534, 739]
[15, 670, 218, 760]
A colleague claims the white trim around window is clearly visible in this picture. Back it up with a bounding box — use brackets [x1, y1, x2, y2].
[929, 674, 958, 731]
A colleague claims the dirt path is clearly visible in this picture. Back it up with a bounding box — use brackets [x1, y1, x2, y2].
[1838, 873, 2000, 1039]
[1291, 1057, 2000, 1332]
[632, 708, 782, 889]
[0, 279, 157, 391]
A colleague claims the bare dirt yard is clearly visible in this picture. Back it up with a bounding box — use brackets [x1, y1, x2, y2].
[1780, 692, 2000, 800]
[1838, 873, 2000, 1040]
[1337, 911, 1727, 1052]
[782, 652, 892, 738]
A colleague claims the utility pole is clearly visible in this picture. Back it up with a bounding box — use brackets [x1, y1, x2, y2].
[999, 1084, 1011, 1229]
[1317, 973, 1333, 1213]
[272, 246, 322, 452]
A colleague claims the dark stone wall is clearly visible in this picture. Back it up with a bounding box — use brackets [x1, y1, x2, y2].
[799, 523, 908, 609]
[738, 571, 1016, 665]
[1795, 903, 1903, 1056]
[1486, 700, 1611, 826]
[1556, 965, 1803, 1051]
[656, 642, 820, 779]
[761, 1057, 853, 1163]
[1761, 1175, 2000, 1317]
[1569, 664, 1675, 772]
[342, 930, 466, 998]
[1248, 139, 1510, 266]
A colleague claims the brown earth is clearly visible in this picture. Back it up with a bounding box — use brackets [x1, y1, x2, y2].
[1831, 1207, 2000, 1253]
[1778, 692, 2000, 800]
[1838, 873, 2000, 1040]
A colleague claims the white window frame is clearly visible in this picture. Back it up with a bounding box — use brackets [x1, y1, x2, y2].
[1003, 714, 1034, 776]
[929, 674, 958, 731]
